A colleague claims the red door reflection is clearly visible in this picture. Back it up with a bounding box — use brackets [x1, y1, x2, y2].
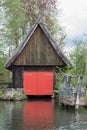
[23, 101, 54, 130]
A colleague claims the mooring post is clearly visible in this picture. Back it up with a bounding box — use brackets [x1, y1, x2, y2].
[66, 75, 71, 87]
[75, 76, 82, 110]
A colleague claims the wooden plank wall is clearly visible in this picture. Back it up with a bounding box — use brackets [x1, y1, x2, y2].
[14, 26, 65, 66]
[12, 66, 23, 88]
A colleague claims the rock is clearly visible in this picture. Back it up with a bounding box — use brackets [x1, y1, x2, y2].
[0, 88, 27, 101]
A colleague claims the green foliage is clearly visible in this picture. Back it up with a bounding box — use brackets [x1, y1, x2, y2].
[0, 85, 7, 92]
[67, 35, 87, 85]
[0, 46, 10, 82]
[70, 43, 86, 75]
[2, 0, 27, 49]
[12, 92, 27, 100]
[55, 66, 65, 91]
[12, 93, 20, 99]
[0, 86, 7, 98]
[55, 35, 87, 88]
[0, 91, 4, 98]
[55, 73, 62, 90]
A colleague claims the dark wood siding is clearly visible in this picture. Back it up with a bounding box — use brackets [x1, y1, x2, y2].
[14, 26, 65, 66]
[23, 66, 55, 72]
[12, 66, 23, 88]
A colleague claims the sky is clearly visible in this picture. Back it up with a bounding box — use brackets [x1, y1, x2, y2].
[58, 0, 87, 45]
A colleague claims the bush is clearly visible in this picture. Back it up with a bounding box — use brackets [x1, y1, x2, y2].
[0, 91, 4, 98]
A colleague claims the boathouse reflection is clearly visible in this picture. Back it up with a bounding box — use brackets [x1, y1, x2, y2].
[23, 100, 54, 130]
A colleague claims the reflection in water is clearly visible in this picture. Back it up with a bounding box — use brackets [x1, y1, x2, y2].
[23, 100, 54, 130]
[54, 100, 87, 130]
[0, 100, 87, 130]
[0, 101, 24, 130]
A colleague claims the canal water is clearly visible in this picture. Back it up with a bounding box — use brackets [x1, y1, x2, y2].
[0, 99, 87, 130]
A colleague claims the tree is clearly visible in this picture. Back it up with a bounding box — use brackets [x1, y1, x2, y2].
[21, 0, 66, 47]
[68, 35, 87, 83]
[1, 0, 65, 53]
[1, 0, 27, 54]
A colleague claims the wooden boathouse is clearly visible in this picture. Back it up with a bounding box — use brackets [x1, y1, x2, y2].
[5, 19, 72, 96]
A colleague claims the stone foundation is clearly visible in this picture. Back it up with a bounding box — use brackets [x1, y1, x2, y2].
[0, 88, 27, 101]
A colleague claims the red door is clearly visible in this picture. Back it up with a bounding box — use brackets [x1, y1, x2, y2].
[23, 72, 54, 96]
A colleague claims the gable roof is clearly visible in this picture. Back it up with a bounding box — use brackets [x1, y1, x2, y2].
[4, 19, 73, 70]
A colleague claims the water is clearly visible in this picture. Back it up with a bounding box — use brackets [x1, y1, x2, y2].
[0, 99, 87, 130]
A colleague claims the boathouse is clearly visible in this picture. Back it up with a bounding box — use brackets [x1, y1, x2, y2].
[5, 19, 72, 96]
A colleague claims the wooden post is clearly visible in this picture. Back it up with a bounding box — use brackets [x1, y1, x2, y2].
[75, 76, 82, 110]
[66, 75, 71, 87]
